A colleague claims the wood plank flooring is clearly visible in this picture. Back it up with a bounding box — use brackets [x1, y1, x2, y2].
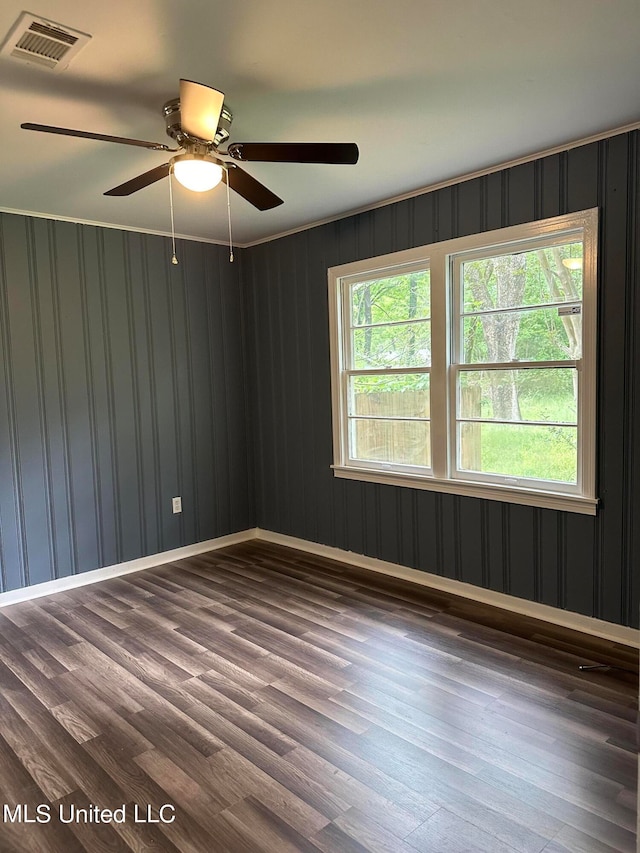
[0, 539, 636, 852]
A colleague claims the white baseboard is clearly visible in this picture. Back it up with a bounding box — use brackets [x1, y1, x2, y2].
[1, 525, 636, 650]
[255, 529, 640, 650]
[0, 529, 258, 607]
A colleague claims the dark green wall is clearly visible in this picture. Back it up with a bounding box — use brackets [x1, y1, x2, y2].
[0, 216, 253, 591]
[244, 131, 640, 629]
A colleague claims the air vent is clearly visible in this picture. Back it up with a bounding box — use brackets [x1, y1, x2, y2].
[1, 12, 91, 71]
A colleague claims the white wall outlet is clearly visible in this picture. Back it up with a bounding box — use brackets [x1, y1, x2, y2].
[172, 496, 182, 514]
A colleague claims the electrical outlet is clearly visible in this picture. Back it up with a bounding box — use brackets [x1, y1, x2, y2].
[172, 496, 182, 514]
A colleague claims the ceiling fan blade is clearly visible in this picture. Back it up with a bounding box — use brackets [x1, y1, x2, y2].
[104, 163, 171, 196]
[226, 142, 359, 164]
[179, 79, 224, 142]
[21, 123, 173, 151]
[224, 165, 283, 211]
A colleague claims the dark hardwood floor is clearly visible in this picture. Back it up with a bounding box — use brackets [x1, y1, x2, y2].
[0, 539, 636, 852]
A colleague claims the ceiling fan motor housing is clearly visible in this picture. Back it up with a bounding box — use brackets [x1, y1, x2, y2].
[163, 98, 233, 149]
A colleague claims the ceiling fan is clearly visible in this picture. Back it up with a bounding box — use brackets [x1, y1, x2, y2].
[21, 79, 359, 210]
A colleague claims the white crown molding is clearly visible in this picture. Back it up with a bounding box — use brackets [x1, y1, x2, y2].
[0, 206, 232, 246]
[256, 529, 639, 649]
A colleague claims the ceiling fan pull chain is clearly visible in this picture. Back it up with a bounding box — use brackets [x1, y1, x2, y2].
[168, 166, 179, 265]
[226, 169, 234, 263]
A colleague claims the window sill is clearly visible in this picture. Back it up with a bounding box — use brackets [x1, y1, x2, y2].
[331, 465, 598, 515]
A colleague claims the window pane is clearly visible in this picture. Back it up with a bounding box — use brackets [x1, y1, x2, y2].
[462, 305, 582, 363]
[353, 321, 431, 368]
[462, 241, 583, 314]
[350, 374, 430, 418]
[351, 270, 430, 326]
[459, 422, 577, 483]
[350, 418, 431, 467]
[459, 368, 577, 423]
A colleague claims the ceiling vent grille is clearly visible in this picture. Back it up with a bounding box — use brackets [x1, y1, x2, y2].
[1, 13, 91, 71]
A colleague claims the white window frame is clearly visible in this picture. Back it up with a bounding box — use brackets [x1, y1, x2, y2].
[328, 208, 598, 515]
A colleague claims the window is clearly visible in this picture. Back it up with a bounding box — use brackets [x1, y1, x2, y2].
[328, 209, 598, 514]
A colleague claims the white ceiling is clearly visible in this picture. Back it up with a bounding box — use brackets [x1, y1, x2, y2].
[1, 0, 639, 246]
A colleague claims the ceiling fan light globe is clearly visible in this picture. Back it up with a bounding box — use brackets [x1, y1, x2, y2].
[172, 155, 223, 192]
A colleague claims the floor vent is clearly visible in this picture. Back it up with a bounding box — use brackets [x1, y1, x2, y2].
[1, 12, 91, 71]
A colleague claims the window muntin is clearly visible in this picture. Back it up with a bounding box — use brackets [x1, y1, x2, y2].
[329, 210, 598, 514]
[451, 232, 585, 493]
[456, 367, 579, 485]
[343, 267, 432, 473]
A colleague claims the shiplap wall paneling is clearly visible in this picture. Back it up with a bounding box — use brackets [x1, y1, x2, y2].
[598, 134, 632, 625]
[0, 215, 252, 592]
[245, 131, 640, 629]
[630, 135, 640, 630]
